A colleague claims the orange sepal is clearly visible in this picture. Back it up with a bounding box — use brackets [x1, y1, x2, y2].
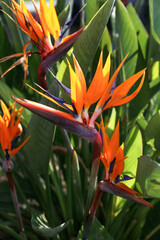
[84, 53, 111, 110]
[104, 69, 146, 109]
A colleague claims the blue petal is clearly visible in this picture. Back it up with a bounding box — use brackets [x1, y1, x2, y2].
[34, 83, 77, 117]
[102, 96, 111, 110]
[108, 157, 116, 174]
[59, 4, 86, 41]
[48, 70, 71, 96]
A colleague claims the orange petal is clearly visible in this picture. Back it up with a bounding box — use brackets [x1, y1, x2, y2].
[40, 0, 60, 40]
[105, 70, 145, 109]
[67, 58, 85, 115]
[84, 53, 110, 109]
[97, 54, 128, 109]
[11, 136, 30, 157]
[110, 145, 125, 181]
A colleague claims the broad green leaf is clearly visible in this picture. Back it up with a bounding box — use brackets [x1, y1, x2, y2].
[116, 0, 139, 79]
[23, 81, 58, 175]
[57, 0, 115, 99]
[86, 0, 98, 24]
[100, 27, 112, 55]
[77, 217, 113, 240]
[136, 156, 160, 198]
[31, 210, 70, 237]
[150, 0, 160, 39]
[145, 110, 160, 150]
[127, 3, 149, 60]
[124, 125, 143, 187]
[116, 125, 143, 212]
[149, 0, 160, 63]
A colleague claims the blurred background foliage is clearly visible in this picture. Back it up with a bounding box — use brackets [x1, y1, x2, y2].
[0, 0, 160, 239]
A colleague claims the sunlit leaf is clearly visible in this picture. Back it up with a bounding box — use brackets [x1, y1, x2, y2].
[31, 210, 70, 237]
[145, 110, 160, 150]
[136, 156, 160, 198]
[127, 3, 149, 60]
[116, 125, 143, 212]
[116, 0, 138, 79]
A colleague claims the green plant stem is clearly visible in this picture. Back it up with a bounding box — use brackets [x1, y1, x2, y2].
[83, 184, 102, 240]
[85, 132, 102, 214]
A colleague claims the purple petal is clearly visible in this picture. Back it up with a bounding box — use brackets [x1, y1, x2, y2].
[60, 4, 86, 41]
[99, 180, 153, 207]
[34, 83, 76, 116]
[48, 70, 71, 96]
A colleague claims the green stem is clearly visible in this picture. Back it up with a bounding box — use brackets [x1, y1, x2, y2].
[83, 184, 102, 240]
[85, 132, 102, 214]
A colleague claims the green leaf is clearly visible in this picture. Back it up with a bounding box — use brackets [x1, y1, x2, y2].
[57, 0, 115, 99]
[136, 156, 160, 198]
[0, 79, 31, 127]
[149, 0, 160, 39]
[127, 3, 149, 60]
[124, 125, 143, 187]
[31, 210, 70, 237]
[145, 110, 160, 150]
[149, 0, 160, 63]
[85, 0, 98, 24]
[106, 108, 117, 139]
[116, 0, 139, 79]
[77, 218, 113, 240]
[23, 81, 59, 175]
[1, 0, 24, 52]
[116, 125, 143, 212]
[58, 3, 70, 27]
[100, 27, 112, 55]
[0, 224, 25, 240]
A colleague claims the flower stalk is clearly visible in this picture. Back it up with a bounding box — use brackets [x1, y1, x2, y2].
[3, 160, 25, 235]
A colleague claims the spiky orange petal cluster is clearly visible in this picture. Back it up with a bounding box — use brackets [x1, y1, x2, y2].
[0, 101, 29, 157]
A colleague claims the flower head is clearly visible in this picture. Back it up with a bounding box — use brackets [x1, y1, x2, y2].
[1, 0, 84, 89]
[0, 100, 29, 160]
[15, 52, 144, 123]
[98, 119, 152, 207]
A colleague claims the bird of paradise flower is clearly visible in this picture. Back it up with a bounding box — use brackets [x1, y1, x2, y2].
[82, 119, 152, 240]
[12, 52, 145, 138]
[11, 52, 147, 222]
[0, 0, 85, 89]
[0, 100, 29, 233]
